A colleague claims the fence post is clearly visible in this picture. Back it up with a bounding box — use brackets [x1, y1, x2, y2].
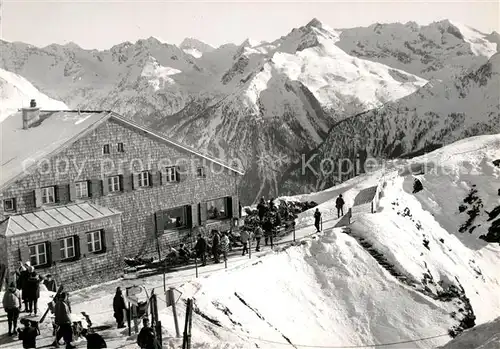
[321, 217, 323, 232]
[293, 222, 296, 242]
[249, 236, 252, 259]
[182, 298, 193, 349]
[371, 201, 374, 214]
[168, 287, 181, 338]
[194, 256, 198, 278]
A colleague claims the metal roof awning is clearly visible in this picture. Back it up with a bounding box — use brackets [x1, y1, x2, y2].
[1, 203, 121, 236]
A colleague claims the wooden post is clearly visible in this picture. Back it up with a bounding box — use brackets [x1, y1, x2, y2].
[127, 302, 132, 336]
[133, 304, 139, 333]
[182, 298, 193, 349]
[321, 216, 323, 232]
[248, 234, 252, 259]
[293, 222, 296, 242]
[168, 288, 181, 338]
[194, 256, 198, 278]
[187, 299, 193, 349]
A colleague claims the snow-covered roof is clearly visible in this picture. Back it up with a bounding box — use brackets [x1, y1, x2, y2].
[0, 109, 244, 190]
[0, 202, 121, 236]
[1, 110, 111, 190]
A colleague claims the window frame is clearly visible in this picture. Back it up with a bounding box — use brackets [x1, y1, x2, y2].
[59, 236, 76, 261]
[107, 175, 121, 193]
[29, 242, 48, 267]
[87, 230, 103, 253]
[41, 186, 56, 204]
[103, 144, 110, 154]
[3, 198, 16, 212]
[165, 166, 178, 183]
[197, 166, 206, 178]
[139, 171, 150, 187]
[206, 197, 229, 220]
[162, 206, 188, 231]
[75, 181, 89, 199]
[117, 143, 124, 153]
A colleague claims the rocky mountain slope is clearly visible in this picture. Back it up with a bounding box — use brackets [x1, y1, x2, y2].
[280, 52, 500, 194]
[0, 67, 68, 122]
[336, 20, 498, 80]
[0, 19, 498, 203]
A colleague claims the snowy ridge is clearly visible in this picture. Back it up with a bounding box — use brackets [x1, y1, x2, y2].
[336, 19, 498, 80]
[0, 68, 68, 122]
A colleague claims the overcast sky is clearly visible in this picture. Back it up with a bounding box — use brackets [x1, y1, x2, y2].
[1, 0, 498, 50]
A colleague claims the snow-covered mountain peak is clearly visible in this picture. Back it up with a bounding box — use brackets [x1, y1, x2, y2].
[306, 17, 323, 29]
[179, 37, 215, 58]
[0, 67, 68, 122]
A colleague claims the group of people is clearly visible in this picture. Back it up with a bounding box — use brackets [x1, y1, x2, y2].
[193, 229, 231, 266]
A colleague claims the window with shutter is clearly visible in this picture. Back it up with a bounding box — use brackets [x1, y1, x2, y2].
[85, 230, 103, 253]
[74, 181, 89, 199]
[206, 198, 229, 220]
[185, 204, 193, 228]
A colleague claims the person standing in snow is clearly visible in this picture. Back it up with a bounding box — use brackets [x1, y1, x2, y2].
[113, 287, 127, 329]
[240, 229, 250, 256]
[54, 292, 75, 349]
[336, 194, 345, 218]
[194, 234, 208, 266]
[256, 197, 267, 222]
[211, 230, 221, 263]
[221, 232, 230, 261]
[25, 271, 41, 316]
[314, 208, 322, 233]
[16, 262, 30, 312]
[43, 274, 57, 292]
[253, 225, 263, 252]
[3, 281, 22, 336]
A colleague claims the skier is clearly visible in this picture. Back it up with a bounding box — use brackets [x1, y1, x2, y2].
[240, 229, 250, 256]
[194, 234, 208, 266]
[336, 194, 345, 218]
[3, 281, 21, 336]
[212, 230, 221, 263]
[112, 287, 126, 329]
[314, 208, 321, 233]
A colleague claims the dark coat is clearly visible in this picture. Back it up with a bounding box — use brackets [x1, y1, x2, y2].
[314, 210, 321, 223]
[25, 275, 40, 301]
[18, 326, 39, 348]
[195, 237, 207, 254]
[212, 233, 220, 253]
[336, 197, 345, 208]
[44, 279, 57, 292]
[86, 332, 107, 348]
[17, 270, 29, 293]
[113, 294, 126, 316]
[257, 201, 268, 219]
[137, 327, 161, 349]
[54, 300, 72, 325]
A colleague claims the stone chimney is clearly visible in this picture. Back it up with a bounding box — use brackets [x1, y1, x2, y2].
[22, 99, 40, 129]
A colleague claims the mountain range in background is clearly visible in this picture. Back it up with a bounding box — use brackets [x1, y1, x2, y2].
[0, 18, 498, 204]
